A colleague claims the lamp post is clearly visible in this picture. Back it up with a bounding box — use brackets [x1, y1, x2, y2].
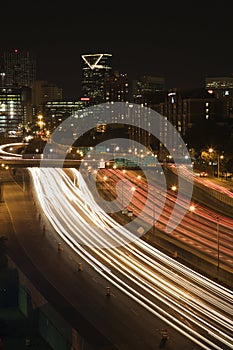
[188, 203, 220, 269]
[208, 148, 224, 178]
[152, 202, 155, 236]
[216, 216, 220, 270]
[121, 181, 135, 214]
[217, 155, 224, 179]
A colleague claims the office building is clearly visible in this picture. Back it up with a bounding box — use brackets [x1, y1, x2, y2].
[132, 75, 165, 106]
[104, 71, 129, 102]
[152, 88, 224, 157]
[43, 100, 87, 130]
[81, 53, 112, 105]
[2, 49, 36, 88]
[205, 77, 233, 118]
[31, 80, 63, 116]
[0, 87, 23, 134]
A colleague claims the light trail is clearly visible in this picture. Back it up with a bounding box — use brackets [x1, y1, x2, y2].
[103, 168, 233, 267]
[174, 164, 233, 199]
[0, 142, 25, 158]
[28, 167, 233, 350]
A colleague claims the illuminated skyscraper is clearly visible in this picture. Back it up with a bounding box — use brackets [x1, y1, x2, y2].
[81, 53, 112, 105]
[0, 87, 23, 133]
[104, 71, 129, 102]
[3, 49, 36, 88]
[132, 75, 165, 106]
[205, 77, 233, 118]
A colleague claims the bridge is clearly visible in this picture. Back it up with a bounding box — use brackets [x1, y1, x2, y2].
[0, 158, 84, 168]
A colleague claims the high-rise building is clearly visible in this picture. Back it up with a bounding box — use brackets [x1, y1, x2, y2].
[205, 76, 233, 90]
[2, 49, 36, 88]
[205, 77, 233, 118]
[31, 80, 63, 116]
[81, 53, 112, 105]
[152, 88, 224, 157]
[132, 75, 165, 106]
[43, 100, 87, 130]
[0, 87, 23, 133]
[104, 71, 129, 102]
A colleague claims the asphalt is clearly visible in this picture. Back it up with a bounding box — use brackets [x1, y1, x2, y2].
[0, 168, 204, 350]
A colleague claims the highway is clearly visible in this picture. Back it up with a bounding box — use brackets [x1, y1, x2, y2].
[0, 142, 24, 158]
[28, 167, 233, 350]
[99, 168, 233, 270]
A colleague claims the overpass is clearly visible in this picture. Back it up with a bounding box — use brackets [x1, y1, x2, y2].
[0, 158, 83, 168]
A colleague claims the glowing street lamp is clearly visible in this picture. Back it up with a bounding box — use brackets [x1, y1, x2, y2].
[216, 216, 220, 270]
[121, 182, 136, 213]
[208, 148, 224, 178]
[188, 202, 220, 269]
[189, 204, 196, 213]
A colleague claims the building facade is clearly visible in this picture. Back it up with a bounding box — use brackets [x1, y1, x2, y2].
[205, 77, 233, 118]
[0, 87, 23, 134]
[31, 80, 63, 117]
[132, 75, 165, 106]
[2, 49, 36, 88]
[104, 71, 129, 102]
[151, 88, 225, 157]
[81, 53, 112, 105]
[43, 100, 87, 130]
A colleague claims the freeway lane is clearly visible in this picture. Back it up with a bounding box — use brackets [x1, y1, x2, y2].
[1, 170, 201, 350]
[100, 168, 233, 270]
[28, 167, 233, 350]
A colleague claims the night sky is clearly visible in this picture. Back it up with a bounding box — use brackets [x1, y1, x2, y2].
[1, 0, 233, 99]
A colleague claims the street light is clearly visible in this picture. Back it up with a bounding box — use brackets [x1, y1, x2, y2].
[216, 216, 220, 270]
[208, 148, 224, 178]
[121, 181, 136, 214]
[189, 204, 196, 213]
[188, 202, 220, 269]
[102, 176, 107, 190]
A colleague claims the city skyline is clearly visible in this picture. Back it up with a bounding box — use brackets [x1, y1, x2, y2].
[0, 2, 233, 348]
[1, 1, 232, 99]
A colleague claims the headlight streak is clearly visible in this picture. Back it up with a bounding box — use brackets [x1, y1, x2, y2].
[71, 170, 232, 308]
[0, 142, 24, 158]
[105, 168, 233, 264]
[56, 168, 233, 316]
[28, 167, 233, 350]
[29, 174, 225, 350]
[76, 169, 232, 302]
[178, 165, 233, 199]
[66, 171, 233, 342]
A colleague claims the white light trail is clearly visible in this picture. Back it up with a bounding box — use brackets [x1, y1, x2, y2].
[28, 167, 233, 350]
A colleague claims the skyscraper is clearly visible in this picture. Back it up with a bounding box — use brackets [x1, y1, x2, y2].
[0, 87, 23, 133]
[2, 49, 36, 88]
[104, 71, 129, 103]
[132, 75, 165, 106]
[205, 76, 233, 118]
[81, 53, 112, 105]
